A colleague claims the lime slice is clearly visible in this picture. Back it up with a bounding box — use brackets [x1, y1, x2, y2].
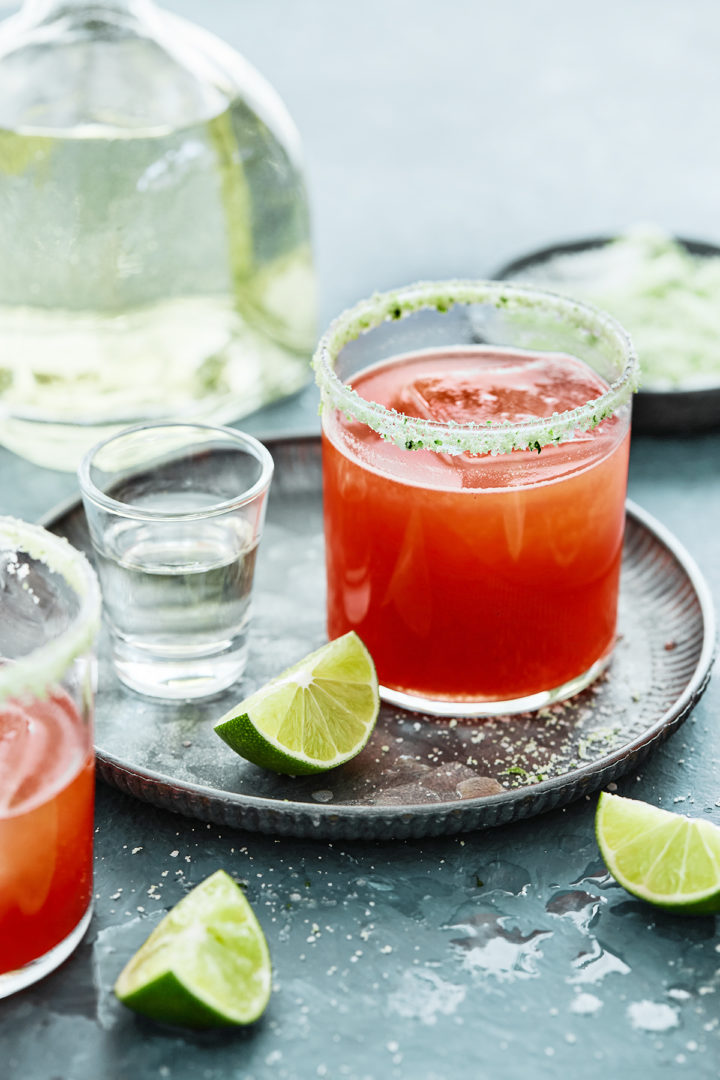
[214, 631, 379, 775]
[596, 792, 720, 914]
[114, 870, 271, 1027]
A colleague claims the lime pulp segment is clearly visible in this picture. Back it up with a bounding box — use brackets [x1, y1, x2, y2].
[114, 870, 271, 1027]
[214, 631, 379, 774]
[595, 792, 720, 914]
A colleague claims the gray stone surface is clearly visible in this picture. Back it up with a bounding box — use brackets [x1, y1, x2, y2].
[1, 1, 720, 1078]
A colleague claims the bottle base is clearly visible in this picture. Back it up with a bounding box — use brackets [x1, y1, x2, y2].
[379, 652, 613, 718]
[0, 902, 93, 999]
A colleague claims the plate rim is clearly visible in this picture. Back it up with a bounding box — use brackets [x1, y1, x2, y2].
[40, 435, 716, 834]
[491, 233, 720, 400]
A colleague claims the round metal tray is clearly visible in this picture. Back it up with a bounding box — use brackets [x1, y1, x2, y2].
[45, 435, 715, 840]
[493, 235, 720, 434]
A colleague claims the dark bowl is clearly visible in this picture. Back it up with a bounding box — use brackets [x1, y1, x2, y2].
[493, 236, 720, 436]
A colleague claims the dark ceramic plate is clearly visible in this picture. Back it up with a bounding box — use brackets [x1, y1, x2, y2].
[44, 435, 715, 840]
[493, 236, 720, 434]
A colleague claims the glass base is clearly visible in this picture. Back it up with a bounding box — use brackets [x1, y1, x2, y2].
[0, 902, 93, 999]
[113, 643, 248, 700]
[379, 652, 613, 718]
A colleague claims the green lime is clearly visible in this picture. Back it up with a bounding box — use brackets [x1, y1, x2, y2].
[595, 792, 720, 915]
[214, 631, 379, 775]
[114, 870, 271, 1027]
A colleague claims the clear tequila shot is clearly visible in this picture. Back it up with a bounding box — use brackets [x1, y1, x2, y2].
[79, 423, 273, 700]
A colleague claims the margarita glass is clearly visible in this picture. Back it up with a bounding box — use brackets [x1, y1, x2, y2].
[314, 280, 638, 717]
[0, 517, 101, 996]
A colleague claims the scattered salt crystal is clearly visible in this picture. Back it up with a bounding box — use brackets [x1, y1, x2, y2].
[570, 993, 603, 1015]
[626, 1000, 679, 1032]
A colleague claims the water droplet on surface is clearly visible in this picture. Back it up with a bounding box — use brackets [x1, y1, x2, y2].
[471, 860, 531, 896]
[568, 939, 630, 984]
[387, 968, 466, 1025]
[569, 860, 610, 887]
[545, 890, 604, 931]
[449, 912, 551, 981]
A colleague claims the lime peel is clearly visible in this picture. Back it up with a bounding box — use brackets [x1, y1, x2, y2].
[214, 631, 379, 775]
[595, 792, 720, 915]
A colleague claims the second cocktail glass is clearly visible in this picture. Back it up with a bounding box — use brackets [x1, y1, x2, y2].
[314, 280, 638, 717]
[78, 423, 274, 700]
[0, 517, 100, 997]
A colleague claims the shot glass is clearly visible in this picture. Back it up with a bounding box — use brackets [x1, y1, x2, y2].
[78, 423, 274, 700]
[0, 517, 101, 997]
[314, 280, 638, 717]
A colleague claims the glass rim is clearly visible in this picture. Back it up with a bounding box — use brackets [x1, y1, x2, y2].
[78, 422, 275, 522]
[0, 517, 101, 702]
[313, 279, 639, 455]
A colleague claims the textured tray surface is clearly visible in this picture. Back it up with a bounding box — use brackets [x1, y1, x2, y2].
[46, 435, 715, 839]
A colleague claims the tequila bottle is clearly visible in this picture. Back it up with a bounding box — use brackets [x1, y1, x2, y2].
[0, 0, 317, 468]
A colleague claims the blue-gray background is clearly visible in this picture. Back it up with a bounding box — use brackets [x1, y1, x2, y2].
[1, 2, 719, 1078]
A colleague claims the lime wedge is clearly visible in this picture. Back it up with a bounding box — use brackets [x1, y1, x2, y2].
[114, 870, 271, 1027]
[596, 792, 720, 914]
[214, 631, 379, 775]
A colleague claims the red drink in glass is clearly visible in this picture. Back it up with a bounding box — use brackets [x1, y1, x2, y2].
[0, 690, 94, 975]
[323, 347, 630, 705]
[0, 517, 100, 997]
[314, 281, 637, 715]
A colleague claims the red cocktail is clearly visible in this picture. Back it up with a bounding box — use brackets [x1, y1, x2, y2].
[0, 519, 100, 996]
[1, 692, 94, 975]
[315, 282, 637, 715]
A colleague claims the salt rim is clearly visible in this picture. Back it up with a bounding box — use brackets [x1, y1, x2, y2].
[0, 517, 101, 702]
[313, 279, 639, 455]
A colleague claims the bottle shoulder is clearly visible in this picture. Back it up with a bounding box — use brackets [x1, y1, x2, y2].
[0, 4, 302, 155]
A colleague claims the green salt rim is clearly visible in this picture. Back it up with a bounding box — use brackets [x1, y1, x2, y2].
[313, 280, 639, 455]
[0, 517, 101, 702]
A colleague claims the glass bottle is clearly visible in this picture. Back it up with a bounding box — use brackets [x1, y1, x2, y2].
[0, 0, 317, 469]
